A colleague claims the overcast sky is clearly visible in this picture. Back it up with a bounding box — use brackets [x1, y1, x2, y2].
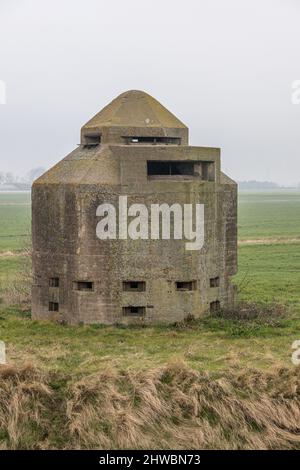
[0, 0, 299, 184]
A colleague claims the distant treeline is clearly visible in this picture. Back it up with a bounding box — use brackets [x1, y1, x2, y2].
[0, 182, 31, 191]
[238, 180, 296, 190]
[0, 167, 45, 190]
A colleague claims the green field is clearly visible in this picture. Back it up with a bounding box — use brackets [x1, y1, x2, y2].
[236, 191, 300, 306]
[0, 192, 31, 252]
[238, 191, 300, 240]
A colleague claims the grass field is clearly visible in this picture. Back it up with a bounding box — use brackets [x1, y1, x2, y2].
[238, 191, 300, 240]
[1, 304, 299, 375]
[0, 192, 31, 252]
[0, 190, 300, 449]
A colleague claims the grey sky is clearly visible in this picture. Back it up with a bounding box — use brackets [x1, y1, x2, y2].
[0, 0, 299, 184]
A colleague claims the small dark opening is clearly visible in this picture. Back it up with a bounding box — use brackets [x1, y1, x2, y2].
[123, 306, 146, 316]
[176, 281, 196, 291]
[148, 161, 170, 175]
[147, 160, 215, 181]
[147, 161, 194, 176]
[210, 277, 220, 288]
[49, 302, 59, 312]
[84, 134, 101, 146]
[75, 281, 94, 291]
[171, 161, 194, 175]
[49, 277, 59, 288]
[125, 136, 181, 145]
[210, 301, 221, 313]
[123, 281, 146, 292]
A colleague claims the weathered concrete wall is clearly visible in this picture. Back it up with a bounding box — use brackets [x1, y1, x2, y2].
[32, 144, 237, 325]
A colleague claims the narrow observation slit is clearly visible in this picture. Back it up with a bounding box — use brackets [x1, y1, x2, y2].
[75, 281, 94, 291]
[122, 306, 146, 316]
[210, 301, 220, 313]
[49, 302, 59, 312]
[147, 161, 194, 176]
[210, 277, 220, 288]
[49, 277, 59, 287]
[147, 161, 215, 180]
[124, 136, 181, 145]
[123, 281, 146, 292]
[176, 281, 196, 291]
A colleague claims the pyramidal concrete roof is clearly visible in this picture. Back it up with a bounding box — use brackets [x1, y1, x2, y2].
[83, 90, 187, 129]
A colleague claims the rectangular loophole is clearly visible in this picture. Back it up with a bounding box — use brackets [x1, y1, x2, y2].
[176, 281, 196, 291]
[124, 136, 181, 145]
[148, 161, 194, 176]
[49, 302, 59, 312]
[123, 281, 146, 292]
[147, 160, 214, 180]
[83, 134, 101, 146]
[122, 306, 146, 316]
[75, 281, 94, 291]
[210, 301, 220, 313]
[210, 277, 220, 288]
[49, 277, 59, 288]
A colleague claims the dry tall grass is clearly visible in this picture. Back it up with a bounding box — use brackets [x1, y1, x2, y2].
[0, 365, 52, 449]
[1, 362, 300, 449]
